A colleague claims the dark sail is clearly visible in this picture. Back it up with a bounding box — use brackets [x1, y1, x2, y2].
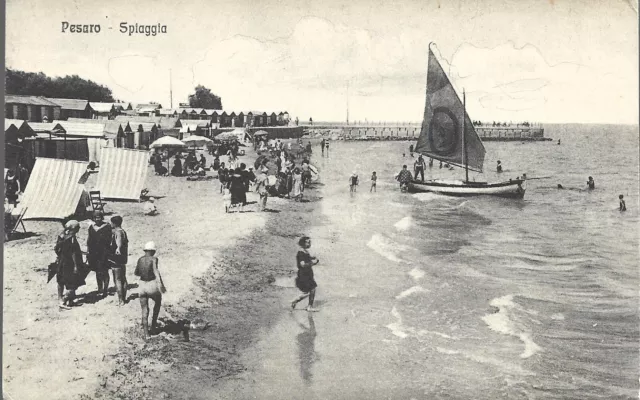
[414, 47, 486, 173]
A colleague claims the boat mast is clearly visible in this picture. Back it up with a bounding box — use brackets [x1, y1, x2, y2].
[463, 90, 469, 183]
[170, 69, 173, 109]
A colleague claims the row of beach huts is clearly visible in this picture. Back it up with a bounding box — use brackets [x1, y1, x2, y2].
[5, 95, 290, 127]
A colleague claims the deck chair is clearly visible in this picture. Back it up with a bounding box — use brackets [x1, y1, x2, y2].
[89, 191, 106, 213]
[8, 207, 27, 239]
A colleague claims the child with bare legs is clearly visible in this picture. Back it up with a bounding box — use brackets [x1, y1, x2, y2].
[291, 236, 320, 312]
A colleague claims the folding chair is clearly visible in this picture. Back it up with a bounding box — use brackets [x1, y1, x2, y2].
[7, 207, 27, 239]
[89, 191, 106, 213]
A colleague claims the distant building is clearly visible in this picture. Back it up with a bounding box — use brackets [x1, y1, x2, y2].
[135, 103, 162, 117]
[5, 95, 62, 122]
[89, 102, 123, 119]
[48, 98, 93, 120]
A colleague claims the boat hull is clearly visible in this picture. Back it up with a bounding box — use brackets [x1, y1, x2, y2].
[408, 179, 526, 198]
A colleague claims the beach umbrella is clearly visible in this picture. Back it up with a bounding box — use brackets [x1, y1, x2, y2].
[254, 130, 269, 137]
[183, 135, 212, 147]
[150, 136, 187, 149]
[254, 155, 269, 170]
[215, 132, 238, 141]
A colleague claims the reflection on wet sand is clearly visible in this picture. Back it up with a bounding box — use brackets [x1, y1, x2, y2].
[296, 313, 318, 384]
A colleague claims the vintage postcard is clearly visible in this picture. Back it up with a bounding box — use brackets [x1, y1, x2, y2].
[3, 0, 638, 399]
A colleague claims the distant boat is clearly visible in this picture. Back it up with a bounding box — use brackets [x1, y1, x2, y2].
[409, 44, 525, 199]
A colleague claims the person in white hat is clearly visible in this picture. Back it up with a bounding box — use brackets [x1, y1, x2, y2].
[134, 241, 166, 340]
[143, 197, 158, 216]
[349, 171, 359, 193]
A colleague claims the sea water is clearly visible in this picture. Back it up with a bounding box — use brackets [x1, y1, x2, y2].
[216, 124, 639, 400]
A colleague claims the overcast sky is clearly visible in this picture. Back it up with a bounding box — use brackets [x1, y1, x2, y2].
[6, 0, 638, 123]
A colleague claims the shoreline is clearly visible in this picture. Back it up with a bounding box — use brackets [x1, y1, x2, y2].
[93, 151, 325, 399]
[2, 144, 322, 400]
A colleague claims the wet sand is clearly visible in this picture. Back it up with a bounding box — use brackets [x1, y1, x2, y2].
[3, 146, 322, 400]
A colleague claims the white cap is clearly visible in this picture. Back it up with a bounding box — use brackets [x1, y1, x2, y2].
[143, 241, 156, 251]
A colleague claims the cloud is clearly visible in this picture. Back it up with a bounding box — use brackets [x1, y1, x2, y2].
[108, 54, 158, 94]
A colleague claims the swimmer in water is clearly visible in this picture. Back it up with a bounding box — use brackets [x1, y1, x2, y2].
[497, 161, 503, 173]
[587, 176, 595, 190]
[557, 184, 564, 189]
[619, 195, 626, 211]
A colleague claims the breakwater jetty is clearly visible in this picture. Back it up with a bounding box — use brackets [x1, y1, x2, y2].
[301, 124, 550, 141]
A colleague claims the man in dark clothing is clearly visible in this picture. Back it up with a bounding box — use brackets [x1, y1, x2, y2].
[275, 156, 282, 174]
[396, 165, 413, 192]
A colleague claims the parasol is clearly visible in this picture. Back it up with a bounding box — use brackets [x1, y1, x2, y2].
[254, 155, 269, 170]
[215, 132, 238, 141]
[183, 135, 213, 147]
[150, 136, 187, 149]
[254, 130, 269, 137]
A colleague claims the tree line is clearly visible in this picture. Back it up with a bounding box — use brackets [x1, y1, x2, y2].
[6, 68, 224, 109]
[5, 68, 115, 102]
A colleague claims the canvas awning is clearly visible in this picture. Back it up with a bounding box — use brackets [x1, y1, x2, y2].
[182, 135, 212, 147]
[94, 148, 149, 201]
[150, 136, 186, 149]
[20, 158, 89, 220]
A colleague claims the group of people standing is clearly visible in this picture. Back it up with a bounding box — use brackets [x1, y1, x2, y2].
[55, 213, 129, 308]
[55, 212, 166, 339]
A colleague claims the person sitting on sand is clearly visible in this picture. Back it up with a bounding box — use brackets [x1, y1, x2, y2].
[134, 241, 166, 340]
[143, 197, 159, 216]
[619, 195, 626, 211]
[192, 164, 206, 177]
[587, 176, 595, 190]
[199, 154, 207, 168]
[171, 156, 183, 177]
[291, 236, 320, 312]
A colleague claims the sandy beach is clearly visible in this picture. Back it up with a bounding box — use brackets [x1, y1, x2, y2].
[3, 145, 322, 400]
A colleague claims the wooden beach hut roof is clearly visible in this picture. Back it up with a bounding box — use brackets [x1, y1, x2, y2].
[89, 102, 116, 113]
[5, 95, 60, 106]
[47, 98, 90, 111]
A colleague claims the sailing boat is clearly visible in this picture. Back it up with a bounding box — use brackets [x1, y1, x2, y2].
[409, 44, 526, 199]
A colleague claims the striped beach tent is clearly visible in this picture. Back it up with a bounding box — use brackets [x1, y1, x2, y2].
[21, 158, 89, 220]
[95, 148, 149, 201]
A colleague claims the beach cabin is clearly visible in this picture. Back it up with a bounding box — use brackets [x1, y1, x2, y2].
[158, 109, 178, 117]
[48, 98, 93, 120]
[268, 112, 278, 126]
[90, 102, 118, 119]
[5, 95, 62, 122]
[179, 121, 209, 140]
[247, 111, 268, 127]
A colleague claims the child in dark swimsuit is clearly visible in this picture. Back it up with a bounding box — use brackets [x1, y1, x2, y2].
[291, 236, 320, 312]
[134, 241, 166, 339]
